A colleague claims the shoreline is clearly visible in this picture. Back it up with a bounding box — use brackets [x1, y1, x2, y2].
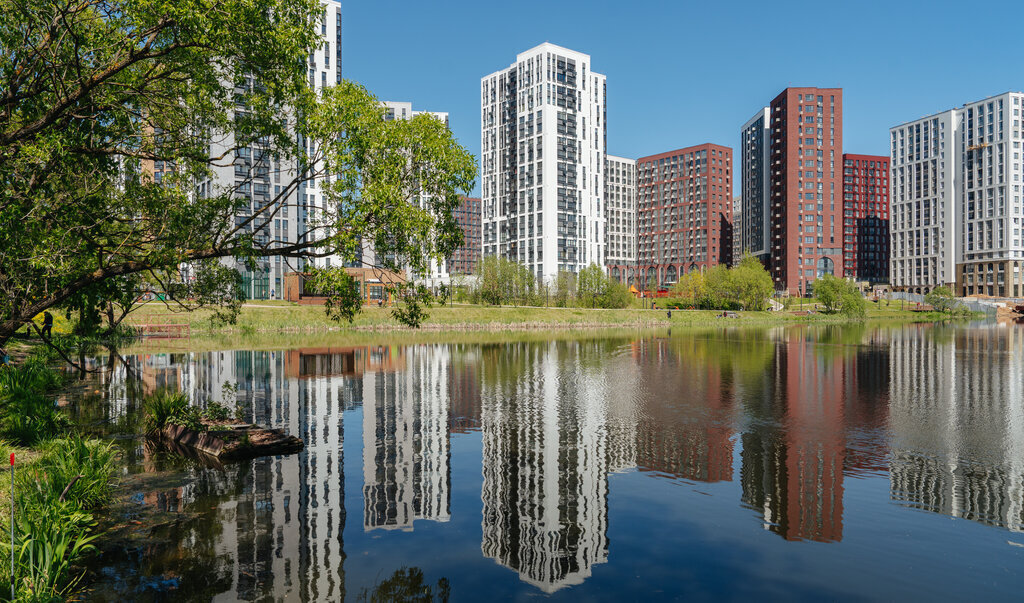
[120, 301, 963, 337]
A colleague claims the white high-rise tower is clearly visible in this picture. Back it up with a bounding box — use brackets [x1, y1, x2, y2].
[481, 43, 607, 281]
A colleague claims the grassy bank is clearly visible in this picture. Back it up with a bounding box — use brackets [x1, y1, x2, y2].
[0, 349, 119, 600]
[124, 299, 955, 334]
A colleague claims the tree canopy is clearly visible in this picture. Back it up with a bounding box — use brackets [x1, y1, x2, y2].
[0, 0, 476, 346]
[669, 256, 773, 311]
[924, 286, 959, 313]
[813, 274, 865, 318]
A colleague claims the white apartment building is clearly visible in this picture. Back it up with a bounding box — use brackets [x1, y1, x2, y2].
[889, 109, 959, 293]
[604, 154, 637, 282]
[190, 1, 342, 299]
[957, 92, 1024, 297]
[891, 92, 1024, 297]
[740, 108, 770, 263]
[481, 43, 607, 281]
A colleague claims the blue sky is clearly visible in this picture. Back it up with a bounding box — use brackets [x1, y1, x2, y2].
[341, 0, 1024, 195]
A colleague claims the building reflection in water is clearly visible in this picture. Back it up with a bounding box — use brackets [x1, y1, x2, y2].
[88, 323, 1024, 598]
[362, 344, 451, 531]
[101, 347, 398, 600]
[888, 325, 1024, 532]
[739, 328, 848, 543]
[631, 336, 735, 483]
[478, 341, 627, 593]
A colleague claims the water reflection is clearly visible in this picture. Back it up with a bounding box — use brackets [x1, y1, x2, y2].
[79, 325, 1024, 600]
[888, 325, 1024, 531]
[363, 345, 450, 531]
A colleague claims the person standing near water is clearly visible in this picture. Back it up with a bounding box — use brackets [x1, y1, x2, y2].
[40, 311, 53, 338]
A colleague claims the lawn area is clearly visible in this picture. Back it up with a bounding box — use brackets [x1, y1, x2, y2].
[123, 299, 955, 335]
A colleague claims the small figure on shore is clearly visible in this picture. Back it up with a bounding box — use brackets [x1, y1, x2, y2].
[667, 310, 672, 319]
[41, 311, 53, 338]
[0, 347, 10, 366]
[652, 302, 657, 310]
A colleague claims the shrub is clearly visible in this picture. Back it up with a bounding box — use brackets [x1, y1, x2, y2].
[205, 401, 232, 422]
[840, 291, 867, 319]
[667, 256, 772, 311]
[814, 274, 862, 314]
[925, 286, 959, 313]
[143, 389, 203, 433]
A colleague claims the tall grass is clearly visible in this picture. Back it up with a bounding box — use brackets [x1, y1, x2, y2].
[0, 359, 68, 446]
[6, 504, 98, 602]
[18, 436, 118, 511]
[0, 436, 117, 601]
[0, 356, 118, 601]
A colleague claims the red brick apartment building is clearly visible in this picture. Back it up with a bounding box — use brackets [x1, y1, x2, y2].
[448, 196, 481, 275]
[841, 154, 890, 283]
[637, 143, 733, 288]
[766, 87, 844, 296]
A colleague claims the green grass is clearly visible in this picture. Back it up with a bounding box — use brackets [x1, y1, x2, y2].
[0, 441, 42, 528]
[125, 299, 955, 335]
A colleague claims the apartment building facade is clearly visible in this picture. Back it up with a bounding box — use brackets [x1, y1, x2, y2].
[741, 88, 844, 296]
[740, 108, 771, 264]
[731, 197, 742, 266]
[956, 92, 1024, 298]
[841, 154, 890, 283]
[181, 0, 342, 299]
[637, 143, 733, 288]
[481, 43, 607, 281]
[450, 196, 481, 275]
[889, 110, 959, 294]
[893, 92, 1024, 297]
[604, 155, 638, 283]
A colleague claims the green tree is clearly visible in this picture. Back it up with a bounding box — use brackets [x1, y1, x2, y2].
[813, 274, 847, 313]
[553, 271, 577, 307]
[731, 255, 774, 311]
[577, 264, 606, 308]
[0, 0, 475, 348]
[839, 291, 867, 319]
[704, 265, 734, 310]
[671, 270, 707, 308]
[814, 274, 865, 317]
[475, 256, 530, 306]
[924, 286, 959, 313]
[598, 278, 632, 309]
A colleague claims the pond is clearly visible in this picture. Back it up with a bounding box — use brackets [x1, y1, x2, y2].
[70, 323, 1024, 601]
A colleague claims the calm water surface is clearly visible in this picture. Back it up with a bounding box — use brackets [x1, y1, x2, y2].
[72, 323, 1024, 601]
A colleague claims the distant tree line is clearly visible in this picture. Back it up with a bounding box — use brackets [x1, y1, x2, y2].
[458, 257, 632, 309]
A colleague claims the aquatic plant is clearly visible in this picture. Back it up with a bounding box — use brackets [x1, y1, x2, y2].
[204, 401, 231, 422]
[143, 390, 197, 433]
[1, 436, 116, 601]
